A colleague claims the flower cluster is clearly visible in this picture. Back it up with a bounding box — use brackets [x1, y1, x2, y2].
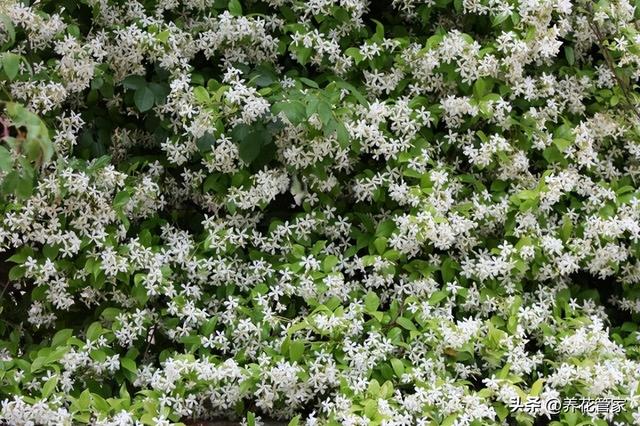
[1, 0, 640, 425]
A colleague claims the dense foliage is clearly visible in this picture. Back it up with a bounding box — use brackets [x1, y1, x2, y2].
[1, 0, 640, 424]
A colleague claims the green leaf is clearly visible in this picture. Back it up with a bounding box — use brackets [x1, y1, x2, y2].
[3, 52, 20, 80]
[373, 237, 387, 254]
[148, 82, 169, 104]
[317, 101, 332, 125]
[42, 375, 58, 397]
[553, 138, 571, 152]
[0, 145, 12, 171]
[134, 86, 155, 112]
[429, 290, 448, 305]
[492, 12, 510, 26]
[364, 399, 378, 419]
[78, 389, 92, 410]
[101, 307, 121, 321]
[610, 95, 619, 106]
[228, 0, 242, 16]
[376, 220, 395, 237]
[621, 322, 637, 332]
[132, 280, 149, 305]
[299, 77, 319, 88]
[91, 393, 110, 413]
[232, 123, 271, 164]
[0, 15, 16, 48]
[238, 138, 261, 164]
[272, 101, 306, 124]
[51, 329, 73, 347]
[193, 86, 210, 103]
[120, 357, 137, 373]
[231, 123, 251, 144]
[560, 215, 573, 241]
[122, 75, 146, 90]
[441, 414, 458, 426]
[390, 358, 404, 377]
[336, 122, 350, 148]
[371, 19, 384, 41]
[473, 78, 492, 98]
[247, 412, 256, 426]
[30, 356, 47, 373]
[6, 247, 34, 263]
[291, 46, 312, 65]
[42, 244, 60, 260]
[86, 322, 102, 341]
[441, 257, 457, 283]
[530, 378, 544, 396]
[289, 340, 305, 362]
[288, 415, 301, 426]
[252, 65, 278, 87]
[156, 30, 170, 43]
[345, 47, 364, 64]
[364, 291, 380, 312]
[8, 264, 24, 280]
[564, 46, 575, 66]
[23, 138, 43, 162]
[197, 133, 216, 153]
[332, 80, 368, 105]
[113, 190, 130, 209]
[5, 102, 53, 163]
[543, 145, 564, 163]
[396, 317, 416, 331]
[323, 255, 339, 271]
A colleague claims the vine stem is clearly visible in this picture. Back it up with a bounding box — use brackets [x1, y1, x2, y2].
[143, 323, 157, 360]
[585, 6, 640, 122]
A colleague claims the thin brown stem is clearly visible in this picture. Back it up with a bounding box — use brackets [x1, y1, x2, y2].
[586, 8, 640, 122]
[142, 323, 157, 360]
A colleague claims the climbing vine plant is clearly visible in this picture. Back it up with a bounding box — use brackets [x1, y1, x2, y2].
[1, 0, 640, 425]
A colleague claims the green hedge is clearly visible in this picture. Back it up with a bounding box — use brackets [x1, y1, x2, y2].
[1, 0, 640, 425]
